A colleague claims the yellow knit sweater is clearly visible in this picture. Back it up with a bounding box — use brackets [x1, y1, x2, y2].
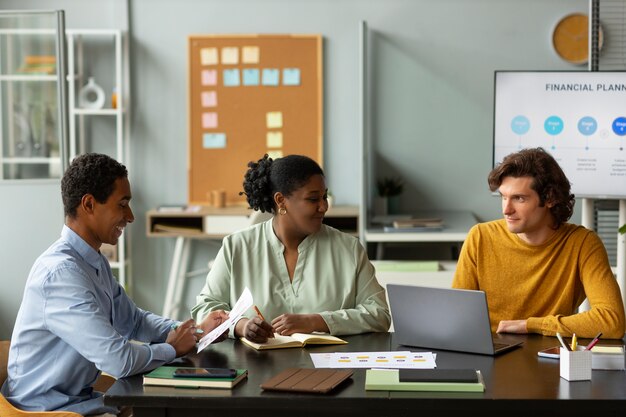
[453, 219, 625, 339]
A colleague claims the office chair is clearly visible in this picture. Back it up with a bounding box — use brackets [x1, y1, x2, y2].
[1, 340, 82, 416]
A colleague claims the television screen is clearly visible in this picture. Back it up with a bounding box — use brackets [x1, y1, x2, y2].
[493, 71, 626, 199]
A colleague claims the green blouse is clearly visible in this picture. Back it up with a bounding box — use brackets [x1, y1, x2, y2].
[192, 219, 390, 336]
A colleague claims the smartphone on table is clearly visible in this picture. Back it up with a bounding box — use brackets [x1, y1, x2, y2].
[537, 346, 560, 359]
[173, 368, 237, 378]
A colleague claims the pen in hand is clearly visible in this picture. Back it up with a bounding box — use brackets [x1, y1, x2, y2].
[585, 332, 603, 351]
[253, 305, 274, 338]
[171, 323, 204, 334]
[253, 305, 266, 322]
[556, 332, 572, 351]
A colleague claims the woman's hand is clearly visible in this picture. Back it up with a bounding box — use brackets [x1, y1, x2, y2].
[271, 313, 329, 335]
[239, 316, 274, 343]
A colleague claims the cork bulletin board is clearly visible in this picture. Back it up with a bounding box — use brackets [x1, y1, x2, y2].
[188, 34, 323, 205]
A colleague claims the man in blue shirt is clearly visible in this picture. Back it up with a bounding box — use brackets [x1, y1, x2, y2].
[1, 153, 228, 416]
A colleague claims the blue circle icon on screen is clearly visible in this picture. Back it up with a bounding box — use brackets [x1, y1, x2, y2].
[612, 117, 626, 136]
[511, 116, 530, 135]
[578, 117, 597, 136]
[544, 116, 564, 135]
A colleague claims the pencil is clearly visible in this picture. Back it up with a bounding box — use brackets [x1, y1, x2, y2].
[585, 332, 603, 351]
[556, 332, 571, 351]
[253, 305, 266, 321]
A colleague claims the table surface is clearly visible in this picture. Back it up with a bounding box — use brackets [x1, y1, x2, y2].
[105, 332, 626, 417]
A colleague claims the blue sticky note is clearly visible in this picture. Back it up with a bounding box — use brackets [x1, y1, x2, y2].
[202, 133, 227, 149]
[262, 68, 279, 86]
[243, 69, 260, 86]
[223, 69, 240, 87]
[283, 68, 300, 86]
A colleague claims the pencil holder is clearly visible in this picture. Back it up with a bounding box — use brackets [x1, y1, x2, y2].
[560, 347, 592, 381]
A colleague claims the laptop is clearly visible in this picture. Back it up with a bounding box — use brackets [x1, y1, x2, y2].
[387, 284, 523, 355]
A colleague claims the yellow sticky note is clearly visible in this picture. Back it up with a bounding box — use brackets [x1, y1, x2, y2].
[267, 150, 283, 160]
[242, 46, 260, 64]
[221, 47, 239, 65]
[266, 131, 283, 148]
[200, 48, 218, 65]
[266, 111, 283, 129]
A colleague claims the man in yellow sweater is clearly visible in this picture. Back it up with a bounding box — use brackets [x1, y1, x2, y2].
[452, 147, 625, 339]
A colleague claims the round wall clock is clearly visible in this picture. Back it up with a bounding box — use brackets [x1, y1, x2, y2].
[552, 13, 603, 65]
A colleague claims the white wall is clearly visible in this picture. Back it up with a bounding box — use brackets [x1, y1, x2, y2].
[1, 0, 589, 337]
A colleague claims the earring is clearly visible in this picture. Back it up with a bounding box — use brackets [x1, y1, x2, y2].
[279, 207, 287, 215]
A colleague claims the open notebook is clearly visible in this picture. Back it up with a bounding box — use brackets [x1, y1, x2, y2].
[241, 333, 347, 350]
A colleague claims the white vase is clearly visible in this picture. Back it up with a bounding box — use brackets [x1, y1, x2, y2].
[79, 77, 105, 109]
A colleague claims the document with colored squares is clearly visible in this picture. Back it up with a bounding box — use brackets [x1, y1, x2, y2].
[309, 351, 437, 369]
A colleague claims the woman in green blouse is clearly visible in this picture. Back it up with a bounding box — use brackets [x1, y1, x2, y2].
[192, 154, 390, 343]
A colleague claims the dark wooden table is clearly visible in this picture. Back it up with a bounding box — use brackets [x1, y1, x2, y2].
[105, 333, 626, 417]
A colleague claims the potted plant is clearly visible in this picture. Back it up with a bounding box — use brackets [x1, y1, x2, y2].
[376, 176, 404, 215]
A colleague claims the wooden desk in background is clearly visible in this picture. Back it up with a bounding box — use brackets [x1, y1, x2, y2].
[146, 205, 359, 319]
[105, 332, 626, 417]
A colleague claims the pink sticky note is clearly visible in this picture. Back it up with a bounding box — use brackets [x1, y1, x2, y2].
[202, 112, 218, 129]
[201, 69, 217, 86]
[201, 91, 217, 107]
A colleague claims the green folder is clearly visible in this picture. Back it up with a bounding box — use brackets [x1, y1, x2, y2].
[365, 369, 485, 392]
[373, 261, 441, 272]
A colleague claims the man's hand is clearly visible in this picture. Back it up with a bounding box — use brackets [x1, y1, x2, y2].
[166, 318, 199, 357]
[496, 319, 528, 334]
[198, 310, 229, 343]
[271, 313, 328, 336]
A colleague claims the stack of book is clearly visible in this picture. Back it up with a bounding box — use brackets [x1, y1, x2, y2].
[17, 55, 56, 74]
[143, 366, 248, 389]
[383, 218, 444, 232]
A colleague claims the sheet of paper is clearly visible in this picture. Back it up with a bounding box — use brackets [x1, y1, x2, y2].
[200, 47, 218, 65]
[201, 69, 217, 86]
[282, 68, 300, 86]
[318, 351, 437, 369]
[242, 46, 260, 64]
[202, 133, 226, 149]
[197, 287, 253, 352]
[266, 111, 283, 128]
[310, 353, 333, 368]
[266, 131, 283, 148]
[221, 47, 239, 65]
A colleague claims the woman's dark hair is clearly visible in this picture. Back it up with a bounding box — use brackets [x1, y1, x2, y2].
[241, 154, 324, 213]
[61, 153, 128, 218]
[487, 147, 575, 228]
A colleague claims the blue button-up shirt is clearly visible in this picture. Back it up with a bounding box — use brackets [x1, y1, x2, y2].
[1, 226, 176, 415]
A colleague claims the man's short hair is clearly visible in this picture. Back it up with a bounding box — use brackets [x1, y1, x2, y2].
[488, 147, 575, 228]
[61, 153, 128, 218]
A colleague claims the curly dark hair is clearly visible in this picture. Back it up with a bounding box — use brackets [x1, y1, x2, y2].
[240, 154, 324, 213]
[488, 147, 574, 228]
[61, 153, 128, 218]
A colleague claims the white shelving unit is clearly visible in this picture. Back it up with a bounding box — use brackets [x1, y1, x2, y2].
[66, 29, 131, 290]
[0, 19, 67, 181]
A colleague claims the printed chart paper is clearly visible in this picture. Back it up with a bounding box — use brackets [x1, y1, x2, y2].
[197, 287, 253, 352]
[310, 351, 437, 369]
